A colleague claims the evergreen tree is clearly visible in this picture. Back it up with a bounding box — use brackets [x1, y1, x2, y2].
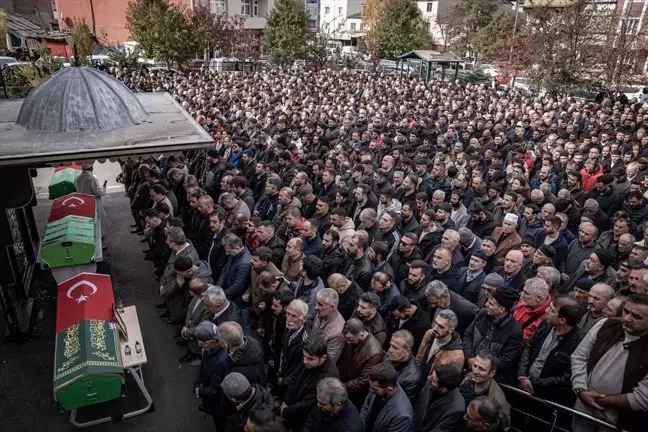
[371, 0, 430, 59]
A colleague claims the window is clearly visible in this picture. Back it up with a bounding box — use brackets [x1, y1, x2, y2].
[325, 6, 330, 14]
[210, 0, 226, 13]
[338, 7, 343, 15]
[360, 23, 364, 30]
[351, 22, 357, 30]
[253, 0, 258, 16]
[241, 0, 251, 16]
[309, 19, 317, 29]
[426, 2, 433, 12]
[425, 21, 431, 31]
[625, 17, 640, 35]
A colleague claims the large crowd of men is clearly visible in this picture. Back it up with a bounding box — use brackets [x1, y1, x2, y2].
[112, 66, 648, 432]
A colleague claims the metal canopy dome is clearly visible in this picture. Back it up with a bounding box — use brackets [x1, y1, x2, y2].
[16, 67, 148, 133]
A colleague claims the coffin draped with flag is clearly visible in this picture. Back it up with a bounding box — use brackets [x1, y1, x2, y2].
[54, 273, 124, 411]
[49, 164, 82, 199]
[41, 193, 97, 268]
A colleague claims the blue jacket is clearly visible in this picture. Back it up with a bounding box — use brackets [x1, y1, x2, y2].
[217, 248, 252, 305]
[530, 172, 557, 195]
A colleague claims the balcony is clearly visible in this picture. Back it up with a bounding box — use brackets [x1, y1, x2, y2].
[245, 16, 267, 29]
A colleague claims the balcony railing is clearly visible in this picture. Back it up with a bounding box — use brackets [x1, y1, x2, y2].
[500, 384, 619, 432]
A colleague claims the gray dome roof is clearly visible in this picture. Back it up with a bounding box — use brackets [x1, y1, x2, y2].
[16, 66, 147, 133]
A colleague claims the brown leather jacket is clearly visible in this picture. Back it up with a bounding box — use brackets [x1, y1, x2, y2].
[416, 330, 465, 376]
[337, 333, 383, 407]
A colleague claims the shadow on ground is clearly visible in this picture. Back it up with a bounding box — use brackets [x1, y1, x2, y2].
[0, 193, 214, 432]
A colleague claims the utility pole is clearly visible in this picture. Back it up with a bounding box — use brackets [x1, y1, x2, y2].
[509, 0, 521, 63]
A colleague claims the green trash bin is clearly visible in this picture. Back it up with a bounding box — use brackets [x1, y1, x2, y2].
[41, 216, 96, 268]
[54, 320, 124, 411]
[49, 168, 81, 200]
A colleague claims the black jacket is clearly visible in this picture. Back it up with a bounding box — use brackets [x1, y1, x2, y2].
[390, 354, 422, 406]
[279, 326, 310, 384]
[416, 228, 443, 259]
[321, 245, 347, 275]
[517, 321, 583, 406]
[207, 226, 230, 283]
[588, 187, 623, 218]
[303, 399, 363, 432]
[428, 291, 478, 337]
[343, 254, 374, 292]
[338, 281, 364, 320]
[493, 266, 527, 292]
[193, 347, 227, 416]
[456, 267, 486, 304]
[386, 301, 431, 354]
[414, 385, 465, 432]
[425, 266, 462, 294]
[260, 235, 285, 268]
[190, 214, 213, 260]
[400, 279, 428, 311]
[389, 247, 424, 286]
[284, 357, 340, 431]
[223, 384, 275, 432]
[212, 301, 244, 327]
[226, 337, 266, 386]
[467, 212, 496, 239]
[353, 310, 388, 346]
[463, 309, 523, 384]
[144, 224, 166, 267]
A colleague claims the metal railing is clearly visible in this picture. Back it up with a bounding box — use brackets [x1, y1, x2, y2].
[500, 384, 619, 432]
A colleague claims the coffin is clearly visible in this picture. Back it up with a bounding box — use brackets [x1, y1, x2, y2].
[49, 193, 96, 223]
[49, 167, 81, 199]
[41, 216, 96, 268]
[53, 320, 124, 411]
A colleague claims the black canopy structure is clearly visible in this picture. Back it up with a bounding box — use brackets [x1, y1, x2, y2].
[395, 50, 463, 82]
[0, 67, 213, 339]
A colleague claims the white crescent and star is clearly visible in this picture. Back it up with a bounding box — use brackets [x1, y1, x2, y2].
[61, 196, 86, 208]
[66, 281, 98, 304]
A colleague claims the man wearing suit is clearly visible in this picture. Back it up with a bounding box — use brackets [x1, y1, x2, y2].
[203, 285, 243, 327]
[360, 362, 413, 432]
[179, 279, 212, 366]
[490, 214, 522, 264]
[412, 364, 465, 432]
[493, 250, 527, 292]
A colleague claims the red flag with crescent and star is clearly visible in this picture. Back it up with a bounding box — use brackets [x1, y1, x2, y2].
[49, 193, 96, 222]
[56, 273, 115, 333]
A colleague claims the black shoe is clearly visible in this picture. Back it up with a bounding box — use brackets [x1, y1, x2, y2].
[130, 224, 138, 228]
[159, 311, 170, 319]
[142, 249, 150, 253]
[130, 229, 142, 234]
[140, 238, 148, 243]
[179, 352, 193, 363]
[165, 319, 183, 326]
[155, 302, 166, 311]
[176, 339, 188, 347]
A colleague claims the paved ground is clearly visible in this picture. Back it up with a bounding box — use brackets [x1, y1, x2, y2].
[0, 191, 214, 432]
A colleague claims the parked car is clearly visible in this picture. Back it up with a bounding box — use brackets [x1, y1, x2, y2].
[0, 56, 19, 66]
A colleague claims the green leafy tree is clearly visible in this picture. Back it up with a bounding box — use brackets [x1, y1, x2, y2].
[523, 0, 612, 95]
[446, 0, 500, 60]
[264, 0, 310, 66]
[73, 19, 94, 66]
[362, 0, 386, 67]
[126, 0, 198, 66]
[189, 5, 228, 59]
[0, 9, 7, 52]
[225, 15, 260, 62]
[36, 41, 64, 74]
[105, 45, 142, 69]
[369, 0, 431, 59]
[472, 11, 516, 61]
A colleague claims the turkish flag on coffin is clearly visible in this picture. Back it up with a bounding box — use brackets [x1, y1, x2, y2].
[56, 273, 115, 334]
[53, 163, 82, 172]
[49, 193, 96, 223]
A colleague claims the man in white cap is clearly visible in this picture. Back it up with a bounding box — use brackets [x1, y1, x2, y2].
[490, 213, 522, 263]
[74, 163, 107, 238]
